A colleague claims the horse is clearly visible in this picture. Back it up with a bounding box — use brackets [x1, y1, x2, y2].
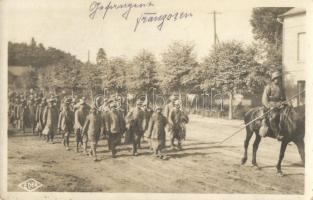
[241, 105, 305, 176]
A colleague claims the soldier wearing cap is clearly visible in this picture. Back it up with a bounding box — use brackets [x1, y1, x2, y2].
[140, 101, 153, 148]
[82, 105, 103, 161]
[260, 71, 286, 140]
[17, 99, 27, 133]
[125, 99, 146, 156]
[74, 97, 90, 152]
[164, 95, 178, 119]
[105, 101, 126, 158]
[168, 100, 189, 150]
[36, 97, 47, 137]
[28, 97, 37, 134]
[42, 98, 59, 143]
[58, 98, 74, 150]
[147, 106, 168, 159]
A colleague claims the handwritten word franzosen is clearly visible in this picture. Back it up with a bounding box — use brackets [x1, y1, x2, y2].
[134, 12, 193, 31]
[89, 1, 154, 20]
[89, 1, 193, 31]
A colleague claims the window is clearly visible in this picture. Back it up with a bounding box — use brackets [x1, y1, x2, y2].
[297, 32, 306, 62]
[297, 80, 305, 106]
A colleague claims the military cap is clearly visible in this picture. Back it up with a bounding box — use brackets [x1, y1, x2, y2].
[64, 98, 72, 104]
[155, 106, 162, 111]
[136, 100, 143, 105]
[271, 71, 282, 81]
[109, 101, 117, 108]
[170, 95, 179, 101]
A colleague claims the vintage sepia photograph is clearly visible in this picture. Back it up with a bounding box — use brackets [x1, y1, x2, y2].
[1, 0, 311, 199]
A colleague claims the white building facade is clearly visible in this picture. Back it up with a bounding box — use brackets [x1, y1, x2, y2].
[280, 8, 306, 106]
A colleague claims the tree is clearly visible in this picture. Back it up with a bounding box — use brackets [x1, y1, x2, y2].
[96, 48, 107, 66]
[250, 7, 291, 46]
[201, 41, 263, 119]
[250, 8, 292, 71]
[103, 57, 128, 94]
[161, 41, 199, 94]
[128, 50, 159, 94]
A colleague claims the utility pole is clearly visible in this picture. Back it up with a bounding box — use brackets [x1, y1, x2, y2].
[208, 10, 221, 47]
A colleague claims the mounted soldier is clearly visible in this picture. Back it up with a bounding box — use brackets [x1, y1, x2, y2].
[260, 71, 287, 141]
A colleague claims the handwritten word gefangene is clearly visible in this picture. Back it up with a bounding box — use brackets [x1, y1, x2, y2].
[134, 12, 193, 31]
[89, 1, 154, 20]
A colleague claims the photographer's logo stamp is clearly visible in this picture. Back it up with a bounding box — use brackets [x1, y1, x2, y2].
[18, 178, 43, 192]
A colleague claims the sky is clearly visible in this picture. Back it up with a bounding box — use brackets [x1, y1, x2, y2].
[6, 0, 305, 63]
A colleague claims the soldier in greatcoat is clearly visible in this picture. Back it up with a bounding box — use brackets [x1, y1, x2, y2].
[82, 106, 103, 161]
[74, 98, 90, 152]
[42, 99, 59, 143]
[147, 106, 168, 159]
[139, 102, 153, 148]
[58, 98, 74, 150]
[105, 102, 126, 158]
[37, 97, 47, 138]
[17, 99, 27, 133]
[169, 100, 189, 150]
[125, 100, 146, 156]
[28, 97, 37, 134]
[99, 98, 111, 150]
[163, 95, 178, 142]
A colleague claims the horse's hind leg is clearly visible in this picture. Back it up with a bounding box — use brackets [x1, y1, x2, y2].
[294, 139, 305, 165]
[241, 127, 253, 165]
[276, 140, 288, 176]
[252, 133, 261, 168]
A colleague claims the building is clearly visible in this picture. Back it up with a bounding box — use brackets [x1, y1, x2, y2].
[279, 8, 306, 106]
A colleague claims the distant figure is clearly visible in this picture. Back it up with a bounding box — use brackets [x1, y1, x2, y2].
[74, 99, 90, 152]
[105, 102, 126, 158]
[17, 99, 27, 134]
[36, 98, 47, 138]
[58, 99, 74, 150]
[82, 106, 103, 161]
[42, 99, 59, 143]
[147, 106, 167, 159]
[169, 100, 189, 150]
[125, 100, 146, 156]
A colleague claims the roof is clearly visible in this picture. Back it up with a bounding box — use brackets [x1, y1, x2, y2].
[279, 8, 306, 18]
[8, 65, 32, 76]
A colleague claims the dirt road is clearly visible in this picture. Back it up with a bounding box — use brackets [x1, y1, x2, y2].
[8, 115, 304, 193]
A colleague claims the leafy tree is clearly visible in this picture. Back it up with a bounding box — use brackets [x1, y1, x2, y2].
[161, 41, 198, 94]
[128, 50, 159, 94]
[96, 48, 107, 66]
[250, 7, 292, 46]
[202, 41, 264, 118]
[250, 7, 292, 71]
[103, 57, 128, 94]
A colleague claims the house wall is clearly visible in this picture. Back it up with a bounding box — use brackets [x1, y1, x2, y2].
[282, 13, 306, 106]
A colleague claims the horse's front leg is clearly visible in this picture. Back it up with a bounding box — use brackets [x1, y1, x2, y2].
[276, 140, 288, 176]
[252, 133, 261, 168]
[241, 128, 253, 165]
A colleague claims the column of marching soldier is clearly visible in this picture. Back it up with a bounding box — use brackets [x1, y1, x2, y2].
[8, 91, 189, 161]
